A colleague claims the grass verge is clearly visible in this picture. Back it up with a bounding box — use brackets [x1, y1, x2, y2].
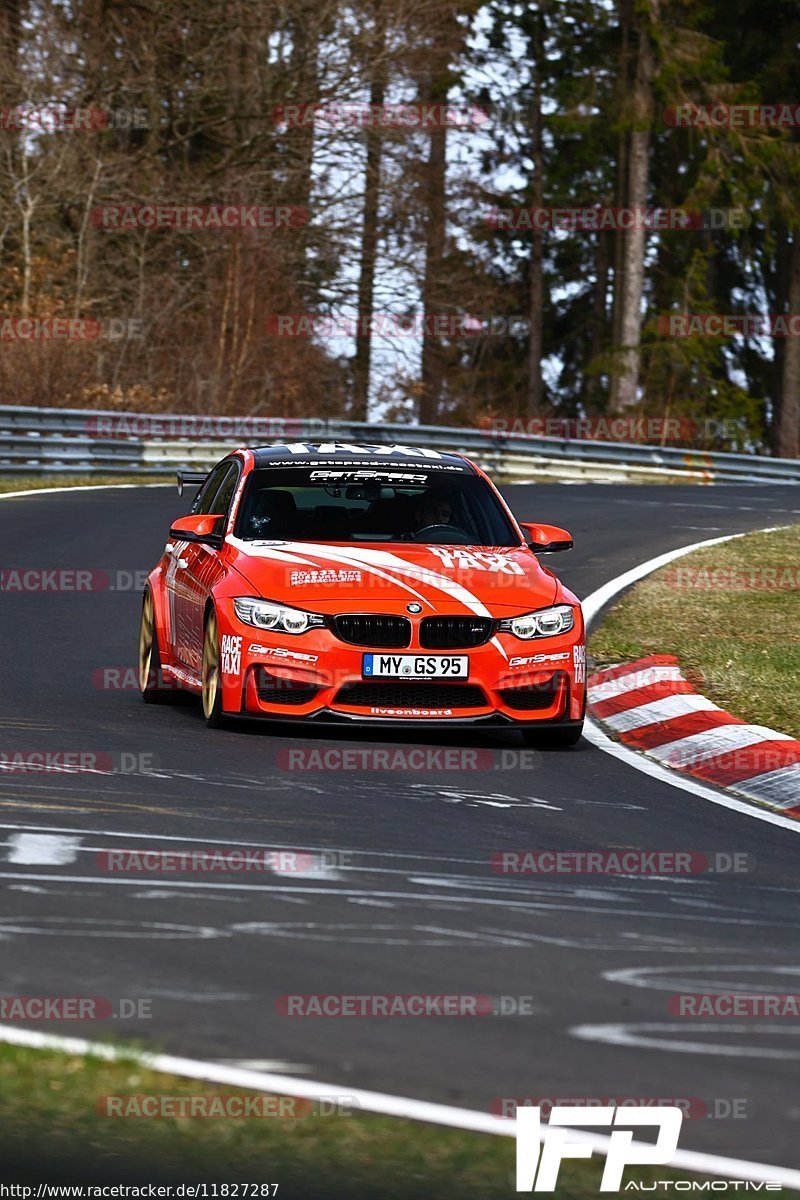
[1, 1042, 787, 1198]
[590, 523, 800, 739]
[0, 475, 168, 493]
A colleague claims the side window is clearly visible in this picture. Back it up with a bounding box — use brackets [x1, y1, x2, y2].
[193, 462, 231, 515]
[210, 462, 240, 519]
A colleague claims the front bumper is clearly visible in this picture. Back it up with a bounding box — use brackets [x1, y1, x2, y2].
[217, 607, 586, 727]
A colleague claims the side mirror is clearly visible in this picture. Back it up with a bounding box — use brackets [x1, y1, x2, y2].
[169, 514, 225, 546]
[519, 521, 573, 554]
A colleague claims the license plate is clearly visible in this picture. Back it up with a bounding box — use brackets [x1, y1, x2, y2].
[363, 654, 468, 679]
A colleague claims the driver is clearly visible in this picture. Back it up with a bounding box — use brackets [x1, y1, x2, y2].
[414, 488, 453, 530]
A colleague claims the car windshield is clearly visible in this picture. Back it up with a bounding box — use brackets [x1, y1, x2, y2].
[234, 466, 520, 546]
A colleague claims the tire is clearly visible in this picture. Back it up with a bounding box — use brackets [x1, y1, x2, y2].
[521, 723, 584, 749]
[201, 608, 227, 728]
[139, 589, 178, 703]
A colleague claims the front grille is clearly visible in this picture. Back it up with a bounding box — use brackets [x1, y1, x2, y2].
[419, 616, 494, 649]
[255, 667, 319, 706]
[334, 681, 487, 709]
[499, 673, 567, 712]
[332, 614, 411, 648]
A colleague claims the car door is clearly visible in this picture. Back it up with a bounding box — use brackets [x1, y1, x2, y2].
[182, 461, 241, 670]
[166, 460, 233, 671]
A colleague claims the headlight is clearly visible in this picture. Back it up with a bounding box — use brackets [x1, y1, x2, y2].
[233, 597, 325, 635]
[498, 604, 575, 640]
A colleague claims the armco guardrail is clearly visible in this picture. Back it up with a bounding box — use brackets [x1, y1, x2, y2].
[0, 404, 798, 485]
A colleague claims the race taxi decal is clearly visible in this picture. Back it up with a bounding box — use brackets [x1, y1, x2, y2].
[573, 644, 586, 683]
[220, 634, 243, 677]
[509, 651, 571, 669]
[289, 568, 362, 586]
[249, 644, 319, 665]
[283, 442, 444, 458]
[427, 547, 524, 576]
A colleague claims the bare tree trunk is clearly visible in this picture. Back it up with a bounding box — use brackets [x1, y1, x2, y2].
[288, 2, 320, 230]
[0, 0, 22, 235]
[419, 106, 448, 425]
[608, 0, 630, 403]
[527, 9, 545, 418]
[0, 0, 21, 102]
[586, 232, 610, 409]
[609, 0, 656, 413]
[352, 5, 387, 421]
[775, 232, 800, 457]
[418, 5, 463, 426]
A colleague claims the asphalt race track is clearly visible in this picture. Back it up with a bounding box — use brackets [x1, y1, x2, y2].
[2, 482, 800, 1168]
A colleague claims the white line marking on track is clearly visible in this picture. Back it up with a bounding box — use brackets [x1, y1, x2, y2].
[6, 832, 82, 865]
[604, 964, 800, 992]
[1, 1025, 799, 1187]
[571, 1021, 800, 1061]
[0, 821, 489, 866]
[0, 872, 795, 929]
[219, 1059, 311, 1073]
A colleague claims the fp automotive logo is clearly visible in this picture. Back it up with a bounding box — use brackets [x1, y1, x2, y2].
[516, 1105, 683, 1192]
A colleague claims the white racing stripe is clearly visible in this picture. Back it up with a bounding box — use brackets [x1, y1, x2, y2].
[0, 1025, 799, 1186]
[227, 539, 512, 659]
[227, 538, 432, 608]
[230, 537, 506, 619]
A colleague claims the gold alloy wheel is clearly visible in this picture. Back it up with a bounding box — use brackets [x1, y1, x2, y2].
[138, 591, 155, 692]
[202, 610, 220, 719]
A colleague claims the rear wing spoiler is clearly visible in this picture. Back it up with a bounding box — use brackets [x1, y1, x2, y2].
[176, 469, 207, 497]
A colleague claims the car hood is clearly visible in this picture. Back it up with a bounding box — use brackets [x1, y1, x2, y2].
[224, 538, 560, 615]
